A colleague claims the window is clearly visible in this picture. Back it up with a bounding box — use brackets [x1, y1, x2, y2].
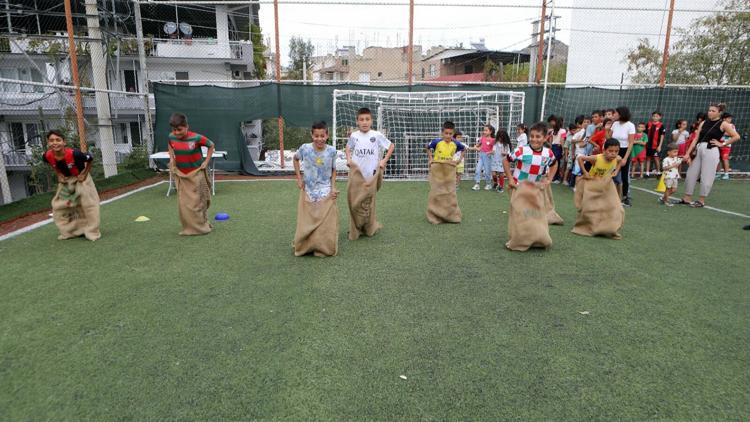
[130, 122, 142, 146]
[464, 64, 473, 74]
[0, 68, 19, 92]
[421, 68, 425, 79]
[8, 122, 40, 150]
[1, 68, 44, 92]
[377, 72, 383, 78]
[116, 123, 129, 144]
[175, 71, 189, 86]
[123, 70, 138, 92]
[429, 64, 437, 77]
[341, 59, 348, 66]
[10, 123, 25, 150]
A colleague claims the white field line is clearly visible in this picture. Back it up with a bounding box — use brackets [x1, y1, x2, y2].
[630, 186, 750, 219]
[0, 181, 167, 242]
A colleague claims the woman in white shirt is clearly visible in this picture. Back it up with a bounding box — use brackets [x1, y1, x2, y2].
[610, 106, 637, 206]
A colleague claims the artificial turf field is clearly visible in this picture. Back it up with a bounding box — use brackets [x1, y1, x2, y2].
[1, 178, 748, 420]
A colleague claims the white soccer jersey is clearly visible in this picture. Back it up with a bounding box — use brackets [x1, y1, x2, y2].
[347, 130, 392, 181]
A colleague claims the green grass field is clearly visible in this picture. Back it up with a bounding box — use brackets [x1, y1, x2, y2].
[1, 179, 748, 420]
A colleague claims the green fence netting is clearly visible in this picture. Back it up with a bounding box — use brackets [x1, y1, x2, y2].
[154, 83, 749, 173]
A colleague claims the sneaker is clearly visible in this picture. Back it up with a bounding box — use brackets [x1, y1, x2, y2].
[645, 172, 651, 177]
[622, 197, 632, 207]
[722, 173, 730, 180]
[552, 180, 561, 184]
[484, 184, 493, 191]
[665, 202, 674, 207]
[497, 187, 504, 193]
[472, 183, 480, 191]
[658, 197, 664, 204]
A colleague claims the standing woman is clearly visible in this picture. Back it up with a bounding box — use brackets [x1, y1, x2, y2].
[610, 106, 637, 207]
[680, 103, 740, 207]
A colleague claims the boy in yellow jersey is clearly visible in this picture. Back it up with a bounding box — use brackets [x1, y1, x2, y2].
[426, 121, 465, 165]
[577, 138, 623, 180]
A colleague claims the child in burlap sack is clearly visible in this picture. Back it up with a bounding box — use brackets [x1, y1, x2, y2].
[503, 122, 558, 251]
[345, 107, 395, 240]
[425, 121, 464, 224]
[44, 130, 101, 241]
[167, 113, 215, 236]
[573, 138, 625, 239]
[292, 121, 340, 257]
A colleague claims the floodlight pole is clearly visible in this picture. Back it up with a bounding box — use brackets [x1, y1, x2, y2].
[63, 0, 87, 151]
[274, 0, 285, 168]
[407, 0, 414, 85]
[659, 0, 676, 87]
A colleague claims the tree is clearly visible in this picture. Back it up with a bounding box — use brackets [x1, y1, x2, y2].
[250, 24, 267, 79]
[624, 0, 750, 85]
[501, 62, 567, 83]
[287, 36, 314, 80]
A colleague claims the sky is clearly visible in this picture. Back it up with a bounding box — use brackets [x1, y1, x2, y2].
[257, 0, 719, 85]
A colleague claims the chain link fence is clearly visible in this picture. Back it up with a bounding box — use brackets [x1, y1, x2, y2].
[0, 1, 748, 202]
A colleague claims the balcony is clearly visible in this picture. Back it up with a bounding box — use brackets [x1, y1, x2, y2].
[2, 150, 31, 170]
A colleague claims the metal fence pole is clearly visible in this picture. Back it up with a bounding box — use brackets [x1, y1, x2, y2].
[134, 0, 155, 156]
[407, 0, 414, 85]
[274, 0, 285, 168]
[534, 0, 547, 85]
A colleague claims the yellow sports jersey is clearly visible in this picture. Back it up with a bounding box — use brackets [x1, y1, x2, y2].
[589, 154, 618, 177]
[428, 139, 464, 161]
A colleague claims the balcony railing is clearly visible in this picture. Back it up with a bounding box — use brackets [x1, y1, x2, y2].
[2, 150, 31, 168]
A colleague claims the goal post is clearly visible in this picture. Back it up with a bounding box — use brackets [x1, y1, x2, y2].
[333, 90, 526, 179]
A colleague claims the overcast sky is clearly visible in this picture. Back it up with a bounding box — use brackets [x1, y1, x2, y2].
[257, 0, 719, 70]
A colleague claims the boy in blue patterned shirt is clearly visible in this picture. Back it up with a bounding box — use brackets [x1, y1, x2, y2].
[294, 121, 338, 201]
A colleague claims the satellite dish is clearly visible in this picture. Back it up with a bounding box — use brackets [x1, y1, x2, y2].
[163, 22, 178, 35]
[179, 22, 193, 36]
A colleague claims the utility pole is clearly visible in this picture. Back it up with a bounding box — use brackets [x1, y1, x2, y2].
[85, 0, 118, 177]
[535, 0, 547, 85]
[659, 0, 676, 87]
[407, 0, 415, 85]
[63, 0, 87, 151]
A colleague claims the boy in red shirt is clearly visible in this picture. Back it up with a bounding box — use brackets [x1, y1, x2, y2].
[645, 111, 665, 177]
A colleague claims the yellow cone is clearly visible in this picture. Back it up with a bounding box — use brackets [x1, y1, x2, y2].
[655, 175, 666, 193]
[134, 216, 151, 222]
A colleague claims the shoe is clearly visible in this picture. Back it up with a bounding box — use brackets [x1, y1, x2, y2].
[622, 197, 632, 207]
[497, 187, 504, 193]
[665, 202, 674, 207]
[552, 180, 561, 184]
[744, 224, 750, 230]
[472, 184, 480, 191]
[485, 183, 493, 190]
[723, 173, 730, 180]
[645, 172, 651, 177]
[690, 201, 705, 208]
[658, 197, 664, 204]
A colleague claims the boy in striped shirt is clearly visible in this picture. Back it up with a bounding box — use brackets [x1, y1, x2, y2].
[168, 112, 215, 174]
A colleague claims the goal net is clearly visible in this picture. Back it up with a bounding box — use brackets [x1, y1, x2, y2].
[333, 90, 526, 179]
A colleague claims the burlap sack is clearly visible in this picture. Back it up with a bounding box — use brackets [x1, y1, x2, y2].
[172, 167, 212, 236]
[51, 175, 101, 241]
[347, 163, 383, 240]
[293, 190, 339, 257]
[542, 183, 564, 225]
[572, 177, 625, 239]
[426, 161, 462, 224]
[505, 183, 552, 251]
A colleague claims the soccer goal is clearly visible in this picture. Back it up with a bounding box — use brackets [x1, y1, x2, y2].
[333, 90, 526, 179]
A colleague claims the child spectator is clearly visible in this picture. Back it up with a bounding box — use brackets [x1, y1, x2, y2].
[44, 129, 101, 241]
[492, 129, 512, 192]
[570, 120, 589, 188]
[516, 123, 528, 148]
[718, 112, 736, 180]
[645, 111, 666, 177]
[168, 112, 214, 236]
[630, 122, 648, 179]
[590, 118, 612, 155]
[292, 121, 339, 257]
[673, 119, 690, 157]
[453, 130, 466, 188]
[547, 115, 567, 183]
[660, 143, 683, 206]
[605, 109, 616, 120]
[472, 124, 496, 190]
[585, 110, 604, 155]
[565, 121, 583, 186]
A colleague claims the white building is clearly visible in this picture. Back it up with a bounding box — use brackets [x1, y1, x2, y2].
[0, 1, 263, 204]
[565, 0, 712, 86]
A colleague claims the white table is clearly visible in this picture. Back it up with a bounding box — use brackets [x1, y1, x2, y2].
[149, 150, 228, 196]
